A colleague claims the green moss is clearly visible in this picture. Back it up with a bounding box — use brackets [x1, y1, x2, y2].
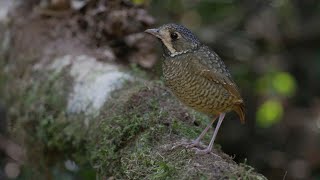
[119, 141, 179, 179]
[171, 119, 201, 139]
[222, 160, 267, 180]
[89, 107, 169, 177]
[88, 84, 235, 179]
[0, 62, 93, 178]
[87, 84, 175, 178]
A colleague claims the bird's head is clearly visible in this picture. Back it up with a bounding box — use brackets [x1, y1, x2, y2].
[145, 23, 200, 57]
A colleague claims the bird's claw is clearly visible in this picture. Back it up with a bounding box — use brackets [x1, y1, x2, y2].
[186, 140, 204, 148]
[171, 140, 203, 150]
[192, 147, 213, 155]
[192, 147, 222, 159]
[171, 142, 189, 150]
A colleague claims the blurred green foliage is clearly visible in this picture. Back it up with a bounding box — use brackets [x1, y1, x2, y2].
[255, 71, 296, 127]
[272, 72, 296, 96]
[132, 0, 149, 5]
[256, 71, 296, 97]
[256, 99, 283, 128]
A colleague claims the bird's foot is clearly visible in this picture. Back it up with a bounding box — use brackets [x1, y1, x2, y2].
[191, 147, 221, 158]
[192, 147, 213, 155]
[171, 140, 204, 150]
[171, 141, 190, 150]
[185, 140, 201, 148]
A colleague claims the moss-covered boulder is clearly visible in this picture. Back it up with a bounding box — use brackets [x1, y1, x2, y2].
[88, 84, 266, 179]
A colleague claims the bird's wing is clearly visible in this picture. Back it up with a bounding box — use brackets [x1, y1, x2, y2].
[191, 46, 243, 101]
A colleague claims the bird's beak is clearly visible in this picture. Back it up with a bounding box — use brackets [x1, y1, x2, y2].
[144, 28, 161, 38]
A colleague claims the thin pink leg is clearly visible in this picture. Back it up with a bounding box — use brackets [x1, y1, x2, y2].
[194, 113, 226, 154]
[187, 115, 218, 148]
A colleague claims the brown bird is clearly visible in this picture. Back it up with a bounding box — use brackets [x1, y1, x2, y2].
[145, 24, 245, 154]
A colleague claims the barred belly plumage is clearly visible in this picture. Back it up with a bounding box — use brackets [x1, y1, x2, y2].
[163, 59, 233, 115]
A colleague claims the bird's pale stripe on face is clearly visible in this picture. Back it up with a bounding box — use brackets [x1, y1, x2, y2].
[161, 38, 176, 55]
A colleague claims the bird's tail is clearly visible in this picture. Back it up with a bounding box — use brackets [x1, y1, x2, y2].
[234, 103, 245, 124]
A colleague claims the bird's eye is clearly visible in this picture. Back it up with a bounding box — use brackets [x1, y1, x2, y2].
[170, 32, 178, 40]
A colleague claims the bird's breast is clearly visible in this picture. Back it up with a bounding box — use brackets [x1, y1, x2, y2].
[162, 56, 234, 114]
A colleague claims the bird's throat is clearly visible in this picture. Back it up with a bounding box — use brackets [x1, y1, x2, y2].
[162, 43, 198, 58]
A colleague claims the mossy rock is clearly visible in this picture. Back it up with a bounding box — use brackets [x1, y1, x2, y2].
[0, 62, 266, 179]
[88, 83, 266, 179]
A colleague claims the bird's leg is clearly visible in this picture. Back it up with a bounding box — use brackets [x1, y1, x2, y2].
[186, 115, 218, 148]
[194, 113, 226, 154]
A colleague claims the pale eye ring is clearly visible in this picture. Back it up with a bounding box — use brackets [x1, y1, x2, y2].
[170, 32, 179, 40]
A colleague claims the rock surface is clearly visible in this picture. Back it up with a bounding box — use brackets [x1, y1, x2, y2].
[0, 0, 13, 22]
[46, 54, 131, 114]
